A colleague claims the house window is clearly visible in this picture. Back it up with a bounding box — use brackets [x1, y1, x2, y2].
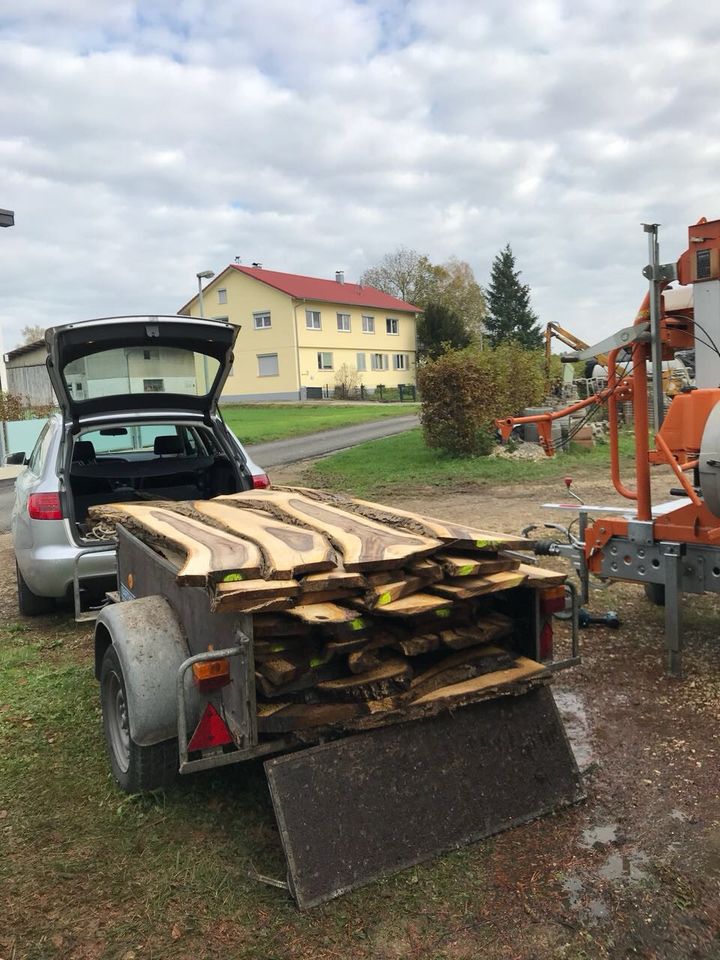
[257, 353, 279, 377]
[143, 378, 164, 392]
[393, 354, 408, 370]
[218, 288, 227, 304]
[306, 310, 321, 330]
[337, 312, 351, 332]
[362, 315, 375, 334]
[371, 353, 388, 371]
[317, 351, 333, 370]
[254, 312, 271, 330]
[142, 349, 159, 361]
[386, 317, 399, 335]
[213, 316, 229, 323]
[356, 352, 366, 372]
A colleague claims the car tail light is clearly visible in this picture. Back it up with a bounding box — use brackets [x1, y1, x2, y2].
[539, 620, 554, 660]
[192, 657, 231, 693]
[28, 493, 63, 520]
[187, 703, 234, 752]
[252, 472, 270, 489]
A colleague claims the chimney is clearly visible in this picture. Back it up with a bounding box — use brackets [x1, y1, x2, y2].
[335, 270, 344, 284]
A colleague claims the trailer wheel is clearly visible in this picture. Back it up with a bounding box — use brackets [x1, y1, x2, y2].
[644, 583, 666, 607]
[100, 645, 178, 793]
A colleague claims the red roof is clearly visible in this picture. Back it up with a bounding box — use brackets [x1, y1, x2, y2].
[229, 265, 419, 312]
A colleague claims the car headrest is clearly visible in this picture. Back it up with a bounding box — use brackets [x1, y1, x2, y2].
[154, 435, 184, 456]
[73, 440, 96, 464]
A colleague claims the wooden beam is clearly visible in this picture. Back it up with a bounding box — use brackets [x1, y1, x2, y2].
[429, 570, 527, 600]
[436, 554, 520, 578]
[411, 657, 549, 705]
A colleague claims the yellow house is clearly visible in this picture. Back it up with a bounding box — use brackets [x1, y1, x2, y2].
[178, 266, 419, 401]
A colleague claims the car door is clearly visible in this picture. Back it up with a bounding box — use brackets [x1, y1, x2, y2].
[11, 419, 57, 555]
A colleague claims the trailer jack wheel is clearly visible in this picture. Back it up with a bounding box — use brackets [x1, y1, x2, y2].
[100, 646, 178, 793]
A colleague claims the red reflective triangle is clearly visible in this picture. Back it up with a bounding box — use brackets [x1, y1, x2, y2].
[187, 703, 234, 752]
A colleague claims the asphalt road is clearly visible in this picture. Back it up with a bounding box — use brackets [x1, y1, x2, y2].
[0, 414, 419, 533]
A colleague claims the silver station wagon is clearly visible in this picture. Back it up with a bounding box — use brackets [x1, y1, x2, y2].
[11, 315, 268, 618]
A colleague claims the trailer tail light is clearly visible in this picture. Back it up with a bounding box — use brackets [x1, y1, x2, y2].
[187, 703, 234, 752]
[192, 657, 231, 693]
[540, 585, 566, 615]
[252, 472, 270, 489]
[28, 492, 63, 520]
[539, 620, 554, 661]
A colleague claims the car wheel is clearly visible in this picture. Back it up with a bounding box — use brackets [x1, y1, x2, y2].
[100, 645, 178, 793]
[16, 563, 55, 616]
[644, 582, 666, 606]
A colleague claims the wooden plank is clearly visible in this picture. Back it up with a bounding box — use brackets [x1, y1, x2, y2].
[299, 570, 366, 593]
[192, 501, 336, 578]
[275, 487, 534, 551]
[257, 701, 369, 733]
[429, 570, 527, 600]
[295, 589, 360, 606]
[436, 554, 519, 578]
[364, 575, 426, 608]
[394, 633, 441, 657]
[405, 644, 513, 699]
[217, 490, 442, 571]
[286, 602, 366, 629]
[368, 592, 453, 618]
[517, 564, 567, 587]
[212, 578, 299, 605]
[313, 658, 413, 701]
[253, 615, 311, 638]
[89, 503, 263, 585]
[347, 647, 383, 674]
[211, 595, 292, 615]
[411, 657, 549, 705]
[439, 615, 513, 650]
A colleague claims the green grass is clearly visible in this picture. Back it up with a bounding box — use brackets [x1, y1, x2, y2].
[308, 429, 636, 498]
[221, 402, 418, 445]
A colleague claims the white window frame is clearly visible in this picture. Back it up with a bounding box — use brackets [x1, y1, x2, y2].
[356, 352, 366, 372]
[218, 288, 227, 304]
[254, 311, 272, 330]
[386, 317, 399, 335]
[362, 315, 375, 334]
[257, 353, 279, 377]
[317, 351, 333, 370]
[371, 353, 389, 371]
[393, 353, 408, 370]
[337, 312, 351, 332]
[306, 309, 321, 330]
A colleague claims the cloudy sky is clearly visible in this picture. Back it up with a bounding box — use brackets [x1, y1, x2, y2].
[1, 0, 719, 352]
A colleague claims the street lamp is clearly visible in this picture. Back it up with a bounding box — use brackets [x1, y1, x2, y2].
[196, 269, 215, 319]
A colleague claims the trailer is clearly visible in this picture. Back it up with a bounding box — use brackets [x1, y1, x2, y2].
[93, 493, 584, 909]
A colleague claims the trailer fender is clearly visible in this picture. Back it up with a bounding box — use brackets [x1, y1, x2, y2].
[94, 596, 190, 747]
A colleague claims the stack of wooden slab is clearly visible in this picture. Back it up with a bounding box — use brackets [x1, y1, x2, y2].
[89, 487, 565, 735]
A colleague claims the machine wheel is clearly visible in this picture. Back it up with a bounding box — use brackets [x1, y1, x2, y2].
[16, 563, 55, 616]
[644, 582, 666, 606]
[100, 646, 178, 793]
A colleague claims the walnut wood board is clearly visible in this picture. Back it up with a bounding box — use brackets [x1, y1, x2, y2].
[395, 634, 441, 656]
[430, 570, 527, 601]
[364, 575, 427, 608]
[258, 701, 369, 733]
[285, 602, 366, 628]
[253, 616, 312, 638]
[90, 503, 263, 585]
[439, 616, 513, 650]
[212, 578, 299, 611]
[313, 657, 413, 702]
[368, 592, 453, 618]
[212, 595, 293, 615]
[437, 554, 520, 578]
[217, 491, 442, 570]
[192, 501, 336, 578]
[275, 487, 535, 551]
[405, 644, 512, 700]
[299, 571, 367, 593]
[517, 564, 567, 587]
[412, 656, 549, 705]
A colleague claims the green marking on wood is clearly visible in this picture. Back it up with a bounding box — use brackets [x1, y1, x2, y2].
[475, 539, 499, 549]
[221, 572, 244, 582]
[458, 564, 474, 576]
[378, 591, 392, 605]
[436, 608, 451, 618]
[310, 653, 330, 668]
[351, 618, 366, 631]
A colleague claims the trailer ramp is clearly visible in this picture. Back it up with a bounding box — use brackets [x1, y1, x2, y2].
[265, 685, 584, 909]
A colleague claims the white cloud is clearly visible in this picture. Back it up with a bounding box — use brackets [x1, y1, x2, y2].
[1, 0, 719, 351]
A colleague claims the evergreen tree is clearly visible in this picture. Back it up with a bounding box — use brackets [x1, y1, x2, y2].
[484, 244, 542, 349]
[416, 301, 470, 360]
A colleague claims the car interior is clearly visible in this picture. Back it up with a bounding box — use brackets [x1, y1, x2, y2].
[68, 422, 246, 534]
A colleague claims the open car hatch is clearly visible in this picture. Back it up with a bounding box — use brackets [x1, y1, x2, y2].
[45, 315, 238, 419]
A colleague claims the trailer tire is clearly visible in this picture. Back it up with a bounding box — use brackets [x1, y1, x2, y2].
[100, 645, 178, 793]
[644, 582, 666, 606]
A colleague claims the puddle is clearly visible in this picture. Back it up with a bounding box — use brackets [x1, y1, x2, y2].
[562, 874, 609, 922]
[580, 823, 618, 849]
[598, 850, 649, 882]
[562, 874, 583, 907]
[554, 689, 595, 769]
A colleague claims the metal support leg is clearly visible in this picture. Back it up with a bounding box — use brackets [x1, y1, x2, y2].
[663, 543, 684, 677]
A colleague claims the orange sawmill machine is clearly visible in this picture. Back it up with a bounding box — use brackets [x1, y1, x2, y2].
[497, 217, 720, 676]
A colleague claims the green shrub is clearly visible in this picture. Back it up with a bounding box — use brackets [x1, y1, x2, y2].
[417, 343, 545, 456]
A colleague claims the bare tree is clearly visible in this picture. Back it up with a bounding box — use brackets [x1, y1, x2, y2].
[20, 324, 45, 345]
[360, 248, 438, 307]
[333, 363, 361, 400]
